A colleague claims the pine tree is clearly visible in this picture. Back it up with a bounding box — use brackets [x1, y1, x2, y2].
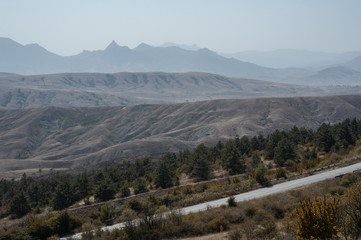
[155, 154, 176, 188]
[190, 144, 212, 180]
[315, 123, 335, 152]
[52, 182, 73, 210]
[222, 140, 245, 175]
[94, 180, 116, 201]
[9, 190, 31, 217]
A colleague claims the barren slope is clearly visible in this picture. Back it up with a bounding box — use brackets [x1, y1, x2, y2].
[1, 72, 361, 108]
[1, 94, 361, 178]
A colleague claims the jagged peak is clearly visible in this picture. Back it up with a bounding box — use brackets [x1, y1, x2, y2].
[106, 40, 120, 50]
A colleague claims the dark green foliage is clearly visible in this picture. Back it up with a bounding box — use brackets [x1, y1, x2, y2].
[9, 191, 30, 217]
[235, 136, 251, 156]
[178, 149, 192, 165]
[221, 140, 245, 175]
[189, 144, 212, 180]
[250, 153, 261, 168]
[54, 211, 82, 235]
[155, 153, 178, 188]
[265, 130, 284, 159]
[133, 177, 148, 194]
[94, 180, 116, 201]
[120, 186, 131, 197]
[315, 123, 336, 152]
[228, 196, 237, 207]
[250, 134, 266, 151]
[273, 138, 296, 166]
[52, 182, 74, 210]
[0, 117, 360, 221]
[128, 199, 143, 212]
[254, 164, 268, 185]
[302, 147, 317, 160]
[26, 211, 81, 239]
[73, 172, 91, 199]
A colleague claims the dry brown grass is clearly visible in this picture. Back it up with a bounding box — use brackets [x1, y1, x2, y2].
[2, 94, 361, 178]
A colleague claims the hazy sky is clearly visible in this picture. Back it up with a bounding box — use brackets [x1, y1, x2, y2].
[1, 0, 361, 56]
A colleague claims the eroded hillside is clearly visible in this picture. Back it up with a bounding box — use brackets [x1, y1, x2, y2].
[1, 72, 361, 108]
[1, 94, 361, 178]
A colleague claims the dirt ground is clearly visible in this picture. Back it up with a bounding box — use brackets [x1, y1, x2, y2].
[177, 232, 229, 240]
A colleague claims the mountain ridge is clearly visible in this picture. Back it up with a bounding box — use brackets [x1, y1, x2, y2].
[1, 37, 360, 85]
[2, 72, 361, 109]
[1, 94, 361, 178]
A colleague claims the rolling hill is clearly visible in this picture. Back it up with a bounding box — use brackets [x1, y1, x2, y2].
[1, 94, 361, 178]
[298, 66, 361, 85]
[2, 72, 361, 108]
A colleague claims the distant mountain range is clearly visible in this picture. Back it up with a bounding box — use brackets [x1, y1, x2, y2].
[1, 94, 361, 178]
[0, 37, 277, 80]
[2, 72, 361, 109]
[222, 49, 361, 69]
[1, 37, 361, 86]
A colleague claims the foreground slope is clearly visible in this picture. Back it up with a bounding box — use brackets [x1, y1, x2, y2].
[1, 94, 361, 178]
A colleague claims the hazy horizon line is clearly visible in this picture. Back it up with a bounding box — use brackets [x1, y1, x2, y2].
[2, 36, 361, 57]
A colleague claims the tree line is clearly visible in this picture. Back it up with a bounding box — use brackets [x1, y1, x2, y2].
[1, 118, 361, 219]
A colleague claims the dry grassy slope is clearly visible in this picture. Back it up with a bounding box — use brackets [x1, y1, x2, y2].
[1, 72, 361, 108]
[1, 94, 361, 177]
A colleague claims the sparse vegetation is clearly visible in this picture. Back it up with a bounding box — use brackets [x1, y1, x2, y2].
[1, 118, 361, 239]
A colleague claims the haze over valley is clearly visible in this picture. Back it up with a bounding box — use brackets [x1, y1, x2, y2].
[2, 1, 361, 239]
[0, 37, 361, 177]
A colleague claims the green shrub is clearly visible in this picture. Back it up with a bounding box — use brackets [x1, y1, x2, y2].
[100, 205, 114, 224]
[120, 186, 131, 197]
[227, 196, 237, 207]
[133, 178, 148, 194]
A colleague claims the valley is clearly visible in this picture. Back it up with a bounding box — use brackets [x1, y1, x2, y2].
[1, 94, 361, 178]
[2, 72, 361, 108]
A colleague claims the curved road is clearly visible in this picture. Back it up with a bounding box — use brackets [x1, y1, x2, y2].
[62, 161, 361, 239]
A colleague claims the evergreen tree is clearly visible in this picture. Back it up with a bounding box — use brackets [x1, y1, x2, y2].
[250, 152, 261, 168]
[236, 136, 251, 156]
[178, 149, 192, 165]
[155, 153, 177, 188]
[315, 123, 335, 152]
[274, 138, 296, 166]
[52, 182, 73, 210]
[9, 190, 31, 217]
[190, 144, 212, 180]
[94, 180, 116, 201]
[222, 140, 245, 175]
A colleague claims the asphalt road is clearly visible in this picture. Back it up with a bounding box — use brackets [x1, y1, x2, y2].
[62, 161, 361, 239]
